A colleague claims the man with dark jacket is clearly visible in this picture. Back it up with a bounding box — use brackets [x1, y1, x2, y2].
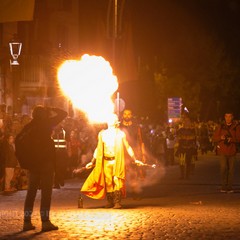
[213, 112, 240, 193]
[20, 105, 67, 231]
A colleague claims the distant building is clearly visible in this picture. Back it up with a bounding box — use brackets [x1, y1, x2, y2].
[0, 0, 135, 116]
[0, 0, 83, 115]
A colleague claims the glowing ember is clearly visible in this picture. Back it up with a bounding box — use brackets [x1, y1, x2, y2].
[57, 54, 118, 123]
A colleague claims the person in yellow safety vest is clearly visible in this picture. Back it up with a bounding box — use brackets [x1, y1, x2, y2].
[52, 124, 68, 189]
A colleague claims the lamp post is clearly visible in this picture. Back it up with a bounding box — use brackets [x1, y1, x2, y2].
[9, 34, 22, 66]
[107, 0, 125, 69]
[9, 34, 22, 115]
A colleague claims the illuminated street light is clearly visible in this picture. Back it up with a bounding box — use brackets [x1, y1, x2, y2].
[9, 34, 22, 66]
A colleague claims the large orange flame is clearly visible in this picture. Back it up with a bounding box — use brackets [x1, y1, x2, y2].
[57, 54, 118, 123]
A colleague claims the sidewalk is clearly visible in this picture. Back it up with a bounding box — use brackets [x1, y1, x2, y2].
[1, 152, 240, 239]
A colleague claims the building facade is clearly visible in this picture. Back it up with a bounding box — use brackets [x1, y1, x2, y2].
[0, 0, 81, 115]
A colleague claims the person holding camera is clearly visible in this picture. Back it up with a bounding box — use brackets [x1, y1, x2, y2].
[213, 111, 240, 193]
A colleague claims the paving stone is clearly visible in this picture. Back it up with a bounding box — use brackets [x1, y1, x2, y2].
[1, 153, 240, 239]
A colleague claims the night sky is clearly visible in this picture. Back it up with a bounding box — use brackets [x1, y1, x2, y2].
[128, 0, 240, 62]
[46, 0, 240, 120]
[73, 0, 240, 119]
[118, 0, 240, 120]
[80, 0, 240, 69]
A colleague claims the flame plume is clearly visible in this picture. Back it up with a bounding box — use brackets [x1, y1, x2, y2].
[57, 54, 118, 123]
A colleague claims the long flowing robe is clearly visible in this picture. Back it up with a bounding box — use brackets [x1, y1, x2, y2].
[81, 128, 133, 199]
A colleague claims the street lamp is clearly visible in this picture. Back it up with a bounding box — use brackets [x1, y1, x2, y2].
[8, 34, 22, 114]
[9, 34, 22, 66]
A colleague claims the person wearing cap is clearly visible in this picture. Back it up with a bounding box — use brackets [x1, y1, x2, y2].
[213, 111, 240, 193]
[81, 113, 143, 209]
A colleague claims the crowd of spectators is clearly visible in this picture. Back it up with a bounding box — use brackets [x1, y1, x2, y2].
[0, 103, 220, 193]
[141, 119, 218, 166]
[0, 106, 99, 193]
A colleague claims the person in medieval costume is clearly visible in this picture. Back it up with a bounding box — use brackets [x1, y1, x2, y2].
[81, 114, 143, 209]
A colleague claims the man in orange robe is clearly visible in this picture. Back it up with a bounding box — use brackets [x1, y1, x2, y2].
[81, 114, 143, 209]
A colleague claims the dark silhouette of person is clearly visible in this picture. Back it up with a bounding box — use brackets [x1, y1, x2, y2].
[20, 105, 67, 232]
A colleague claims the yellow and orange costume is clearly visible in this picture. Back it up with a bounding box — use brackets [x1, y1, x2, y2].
[81, 126, 136, 208]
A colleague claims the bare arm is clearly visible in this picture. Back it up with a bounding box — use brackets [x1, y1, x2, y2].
[122, 132, 135, 160]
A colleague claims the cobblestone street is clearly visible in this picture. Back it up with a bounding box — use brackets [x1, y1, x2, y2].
[1, 152, 240, 240]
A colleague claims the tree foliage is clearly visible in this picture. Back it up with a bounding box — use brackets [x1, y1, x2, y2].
[151, 14, 240, 121]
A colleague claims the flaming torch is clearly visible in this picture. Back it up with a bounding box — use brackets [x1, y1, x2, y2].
[57, 54, 118, 123]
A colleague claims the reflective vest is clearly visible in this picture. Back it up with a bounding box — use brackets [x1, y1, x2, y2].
[53, 128, 67, 149]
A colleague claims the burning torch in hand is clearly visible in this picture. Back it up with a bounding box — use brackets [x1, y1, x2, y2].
[134, 159, 156, 168]
[72, 158, 95, 176]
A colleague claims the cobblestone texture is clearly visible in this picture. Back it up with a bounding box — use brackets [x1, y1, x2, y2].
[1, 152, 240, 239]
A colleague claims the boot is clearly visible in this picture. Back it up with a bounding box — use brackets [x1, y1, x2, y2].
[23, 221, 36, 231]
[23, 209, 35, 231]
[41, 220, 58, 232]
[113, 190, 122, 209]
[105, 192, 114, 208]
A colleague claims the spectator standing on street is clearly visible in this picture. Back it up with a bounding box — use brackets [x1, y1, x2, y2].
[176, 116, 197, 180]
[198, 123, 211, 155]
[2, 133, 19, 192]
[19, 105, 67, 231]
[212, 111, 240, 193]
[52, 123, 68, 189]
[166, 133, 176, 166]
[67, 129, 81, 175]
[153, 129, 167, 166]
